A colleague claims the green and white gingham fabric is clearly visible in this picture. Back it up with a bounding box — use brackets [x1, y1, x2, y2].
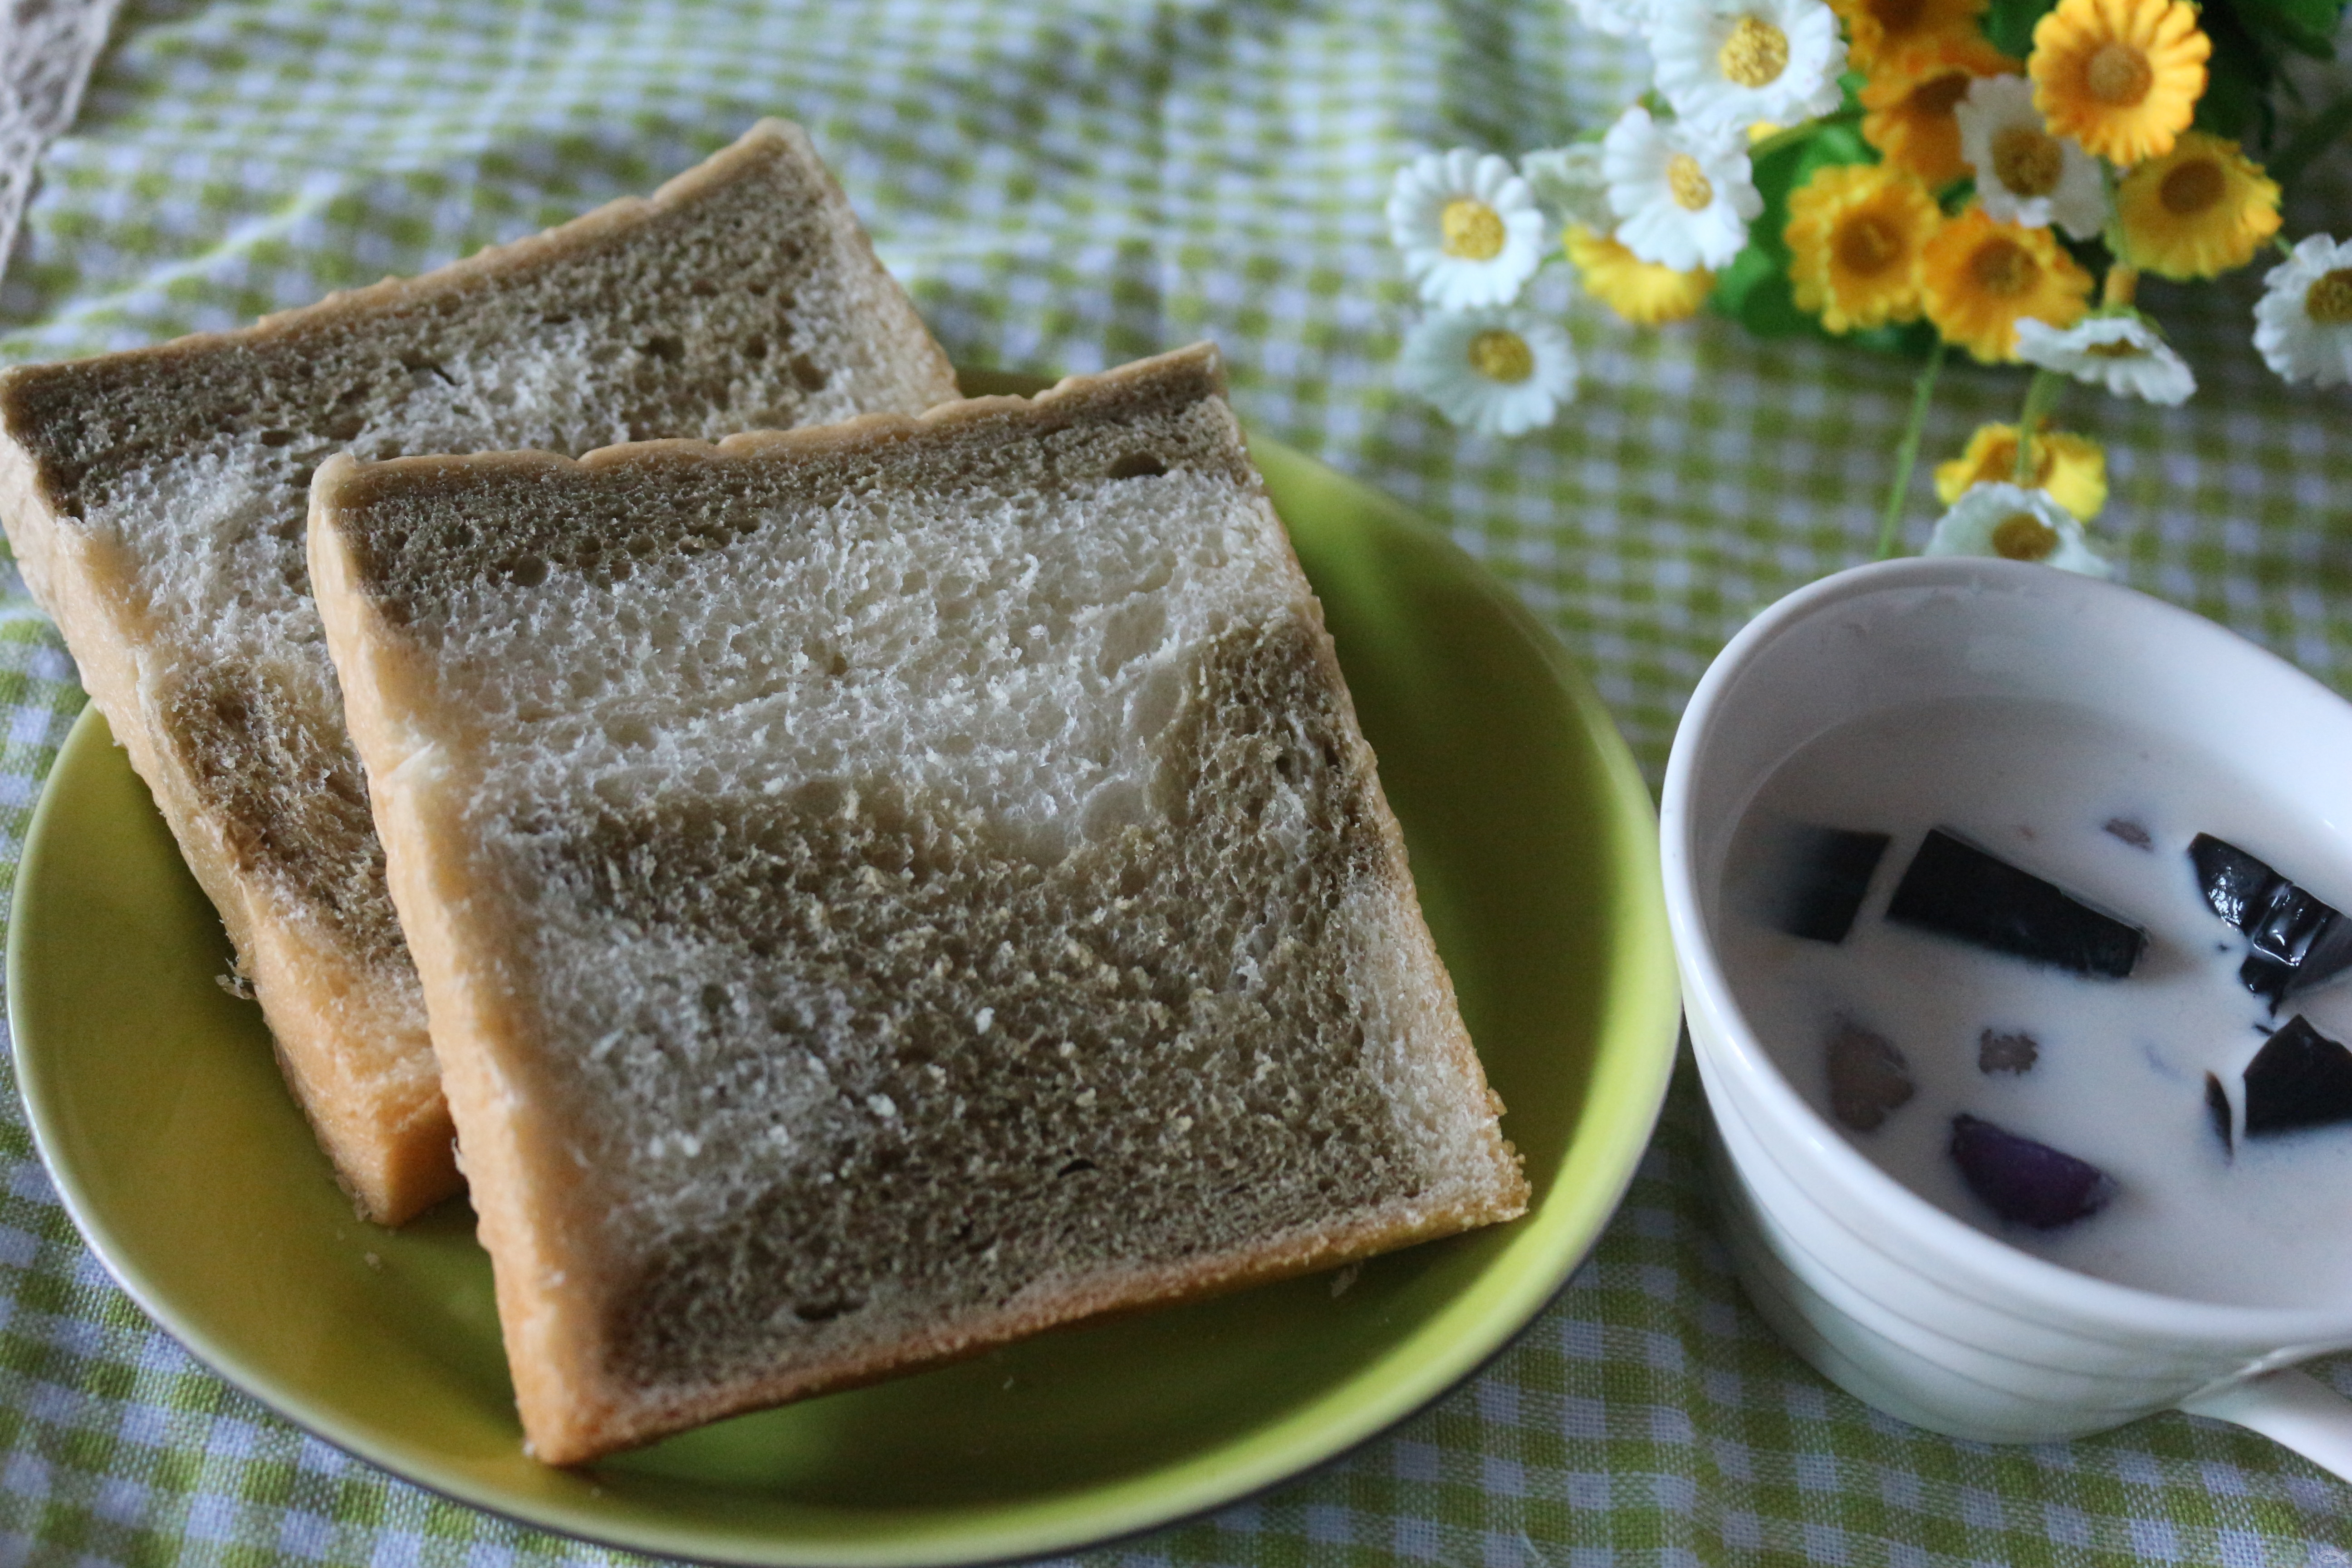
[2, 0, 2351, 1562]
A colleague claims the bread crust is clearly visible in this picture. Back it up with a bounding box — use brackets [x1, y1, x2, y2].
[312, 346, 1526, 1463]
[0, 121, 958, 1222]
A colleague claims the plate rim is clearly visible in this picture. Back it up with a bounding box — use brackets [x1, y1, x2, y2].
[6, 428, 1680, 1566]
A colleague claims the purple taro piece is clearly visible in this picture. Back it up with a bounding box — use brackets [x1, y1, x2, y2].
[1948, 1114, 2116, 1230]
[1827, 1017, 1914, 1132]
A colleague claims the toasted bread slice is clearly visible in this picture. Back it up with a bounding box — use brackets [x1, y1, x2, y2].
[0, 121, 959, 1221]
[309, 343, 1528, 1463]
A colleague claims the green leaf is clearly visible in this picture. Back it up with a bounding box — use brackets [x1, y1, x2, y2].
[2220, 0, 2344, 58]
[1983, 0, 2057, 58]
[2196, 2, 2280, 142]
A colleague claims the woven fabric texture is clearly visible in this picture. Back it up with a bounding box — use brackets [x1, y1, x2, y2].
[1, 0, 2350, 1563]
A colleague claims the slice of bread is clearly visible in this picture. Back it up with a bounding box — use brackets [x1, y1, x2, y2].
[308, 343, 1530, 1464]
[0, 121, 960, 1222]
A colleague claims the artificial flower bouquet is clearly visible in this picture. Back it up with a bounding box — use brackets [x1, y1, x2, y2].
[1391, 0, 2352, 573]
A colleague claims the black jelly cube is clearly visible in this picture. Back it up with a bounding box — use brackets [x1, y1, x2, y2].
[1771, 825, 1891, 944]
[1949, 1114, 2116, 1229]
[1886, 829, 2146, 978]
[2241, 1015, 2352, 1137]
[2206, 1072, 2233, 1154]
[2192, 835, 2277, 929]
[2189, 835, 2352, 1007]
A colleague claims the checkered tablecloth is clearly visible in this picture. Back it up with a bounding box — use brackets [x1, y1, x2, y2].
[2, 0, 2351, 1562]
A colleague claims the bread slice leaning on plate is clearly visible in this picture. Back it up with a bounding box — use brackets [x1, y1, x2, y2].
[0, 120, 959, 1223]
[308, 343, 1530, 1464]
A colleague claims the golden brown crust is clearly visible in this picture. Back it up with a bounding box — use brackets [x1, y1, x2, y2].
[311, 350, 1524, 1463]
[0, 120, 956, 1223]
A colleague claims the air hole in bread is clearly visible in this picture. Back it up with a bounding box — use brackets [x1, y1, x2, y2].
[258, 429, 295, 448]
[1056, 1157, 1098, 1177]
[792, 1298, 860, 1324]
[742, 336, 769, 362]
[1105, 452, 1166, 480]
[642, 334, 685, 363]
[505, 555, 549, 588]
[789, 353, 828, 393]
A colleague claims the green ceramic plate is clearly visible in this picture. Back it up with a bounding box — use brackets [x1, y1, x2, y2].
[8, 416, 1679, 1567]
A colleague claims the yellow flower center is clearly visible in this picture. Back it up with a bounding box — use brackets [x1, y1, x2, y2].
[2083, 337, 2149, 358]
[1719, 15, 1790, 88]
[2085, 42, 2153, 107]
[1467, 329, 1535, 382]
[1991, 511, 2060, 561]
[1970, 237, 2037, 298]
[1836, 213, 1903, 275]
[1991, 127, 2064, 198]
[1668, 154, 1715, 212]
[1869, 0, 1926, 31]
[2308, 268, 2352, 326]
[1441, 198, 1508, 260]
[2157, 157, 2225, 217]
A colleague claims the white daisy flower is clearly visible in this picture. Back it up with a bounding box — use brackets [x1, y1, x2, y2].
[2253, 233, 2352, 389]
[1602, 107, 1762, 271]
[1568, 0, 1654, 38]
[1520, 143, 1615, 235]
[1955, 76, 2107, 241]
[2014, 314, 2195, 405]
[1650, 0, 1846, 133]
[1387, 150, 1548, 311]
[1925, 483, 2112, 576]
[1396, 309, 1579, 437]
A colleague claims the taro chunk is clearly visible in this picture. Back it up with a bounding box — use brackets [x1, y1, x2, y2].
[1949, 1114, 2116, 1229]
[1769, 825, 1892, 944]
[1886, 829, 2146, 978]
[1978, 1028, 2039, 1075]
[2241, 1015, 2352, 1137]
[1827, 1017, 1915, 1132]
[2188, 835, 2352, 1008]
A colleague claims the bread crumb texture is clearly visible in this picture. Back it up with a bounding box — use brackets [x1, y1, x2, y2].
[322, 347, 1524, 1457]
[0, 121, 956, 1220]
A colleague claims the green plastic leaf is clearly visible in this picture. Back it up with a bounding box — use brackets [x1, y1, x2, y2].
[1983, 0, 2057, 58]
[2223, 0, 2343, 58]
[2197, 2, 2280, 143]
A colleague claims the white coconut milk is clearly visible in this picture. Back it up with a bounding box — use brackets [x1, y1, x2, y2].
[1718, 693, 2352, 1308]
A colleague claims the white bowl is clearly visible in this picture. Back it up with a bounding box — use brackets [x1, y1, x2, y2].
[1663, 556, 2352, 1478]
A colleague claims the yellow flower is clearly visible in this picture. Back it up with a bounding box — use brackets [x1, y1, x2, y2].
[2030, 0, 2209, 167]
[1784, 164, 1943, 332]
[1936, 423, 2108, 518]
[1830, 0, 1988, 74]
[2114, 132, 2281, 279]
[1921, 206, 2093, 362]
[1564, 225, 1715, 325]
[1861, 36, 2020, 189]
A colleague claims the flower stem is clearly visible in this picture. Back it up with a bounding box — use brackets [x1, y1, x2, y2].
[1749, 107, 1864, 163]
[1875, 341, 1946, 560]
[2102, 263, 2139, 309]
[2013, 368, 2062, 485]
[2270, 91, 2352, 194]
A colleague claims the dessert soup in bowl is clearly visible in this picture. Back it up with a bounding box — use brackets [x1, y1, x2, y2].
[1664, 556, 2352, 1480]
